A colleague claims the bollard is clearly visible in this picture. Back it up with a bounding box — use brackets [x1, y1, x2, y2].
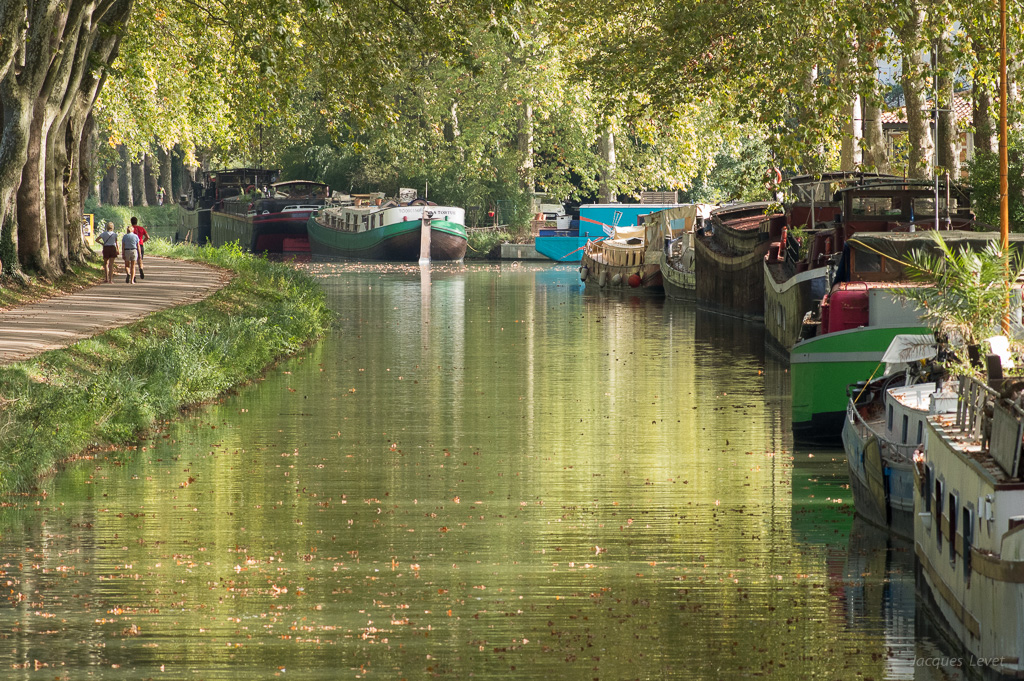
[419, 210, 431, 265]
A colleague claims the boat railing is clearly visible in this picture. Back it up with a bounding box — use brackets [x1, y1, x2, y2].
[953, 375, 1024, 478]
[665, 236, 693, 269]
[953, 376, 1002, 437]
[846, 400, 916, 464]
[585, 238, 645, 267]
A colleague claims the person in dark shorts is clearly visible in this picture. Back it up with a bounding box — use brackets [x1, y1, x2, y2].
[122, 228, 140, 283]
[95, 221, 119, 283]
[130, 216, 149, 278]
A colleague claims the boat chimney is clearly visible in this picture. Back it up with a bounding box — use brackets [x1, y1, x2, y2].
[987, 353, 1004, 390]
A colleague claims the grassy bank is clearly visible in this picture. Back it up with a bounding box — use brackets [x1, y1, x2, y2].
[0, 241, 331, 493]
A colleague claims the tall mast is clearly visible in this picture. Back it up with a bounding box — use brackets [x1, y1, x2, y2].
[1000, 0, 1010, 331]
[933, 42, 939, 230]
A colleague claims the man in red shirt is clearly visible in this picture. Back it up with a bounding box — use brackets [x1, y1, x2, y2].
[130, 216, 149, 279]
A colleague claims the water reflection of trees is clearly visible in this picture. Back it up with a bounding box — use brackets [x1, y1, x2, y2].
[0, 267, 925, 679]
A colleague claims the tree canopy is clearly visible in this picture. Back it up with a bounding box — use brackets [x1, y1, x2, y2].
[2, 0, 1023, 276]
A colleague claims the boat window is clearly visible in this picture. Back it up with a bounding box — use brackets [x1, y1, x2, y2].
[855, 250, 882, 273]
[948, 492, 959, 565]
[913, 197, 938, 218]
[935, 479, 944, 549]
[901, 414, 909, 444]
[851, 196, 900, 217]
[916, 421, 923, 444]
[962, 506, 973, 579]
[924, 464, 933, 512]
[887, 404, 894, 431]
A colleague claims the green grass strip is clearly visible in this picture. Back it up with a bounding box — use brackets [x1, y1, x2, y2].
[0, 240, 331, 493]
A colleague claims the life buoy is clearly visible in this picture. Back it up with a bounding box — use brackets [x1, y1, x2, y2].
[611, 273, 623, 287]
[628, 273, 642, 288]
[580, 265, 589, 282]
[598, 270, 608, 287]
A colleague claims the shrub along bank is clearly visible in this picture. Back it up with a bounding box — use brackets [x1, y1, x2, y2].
[0, 241, 331, 493]
[465, 229, 516, 259]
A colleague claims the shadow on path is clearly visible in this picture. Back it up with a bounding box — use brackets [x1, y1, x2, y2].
[0, 256, 231, 365]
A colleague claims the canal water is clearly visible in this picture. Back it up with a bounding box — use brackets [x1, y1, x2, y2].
[0, 263, 960, 679]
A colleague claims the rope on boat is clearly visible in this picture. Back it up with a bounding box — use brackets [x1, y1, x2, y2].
[846, 237, 915, 270]
[561, 237, 606, 260]
[853, 362, 885, 404]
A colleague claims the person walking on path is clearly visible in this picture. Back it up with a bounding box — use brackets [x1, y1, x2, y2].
[122, 228, 140, 283]
[0, 256, 232, 365]
[130, 217, 149, 279]
[95, 221, 119, 283]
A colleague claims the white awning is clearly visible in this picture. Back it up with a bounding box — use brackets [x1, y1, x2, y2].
[881, 334, 937, 364]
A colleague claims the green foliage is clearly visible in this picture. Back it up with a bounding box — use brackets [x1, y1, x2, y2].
[465, 230, 515, 259]
[87, 199, 179, 228]
[967, 137, 1024, 231]
[887, 134, 911, 179]
[789, 226, 812, 260]
[892, 231, 1023, 349]
[681, 136, 773, 203]
[0, 242, 330, 492]
[85, 199, 181, 240]
[90, 0, 1024, 215]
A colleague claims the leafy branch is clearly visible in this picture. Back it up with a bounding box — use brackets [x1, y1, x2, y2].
[892, 231, 1024, 349]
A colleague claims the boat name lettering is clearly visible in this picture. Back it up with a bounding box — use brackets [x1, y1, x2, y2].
[393, 207, 461, 218]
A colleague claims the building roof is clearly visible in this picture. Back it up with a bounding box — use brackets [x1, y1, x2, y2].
[881, 92, 973, 127]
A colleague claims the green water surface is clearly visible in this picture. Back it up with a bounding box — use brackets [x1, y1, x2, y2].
[0, 263, 935, 679]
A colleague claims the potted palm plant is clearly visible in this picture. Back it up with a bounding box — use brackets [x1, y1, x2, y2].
[892, 231, 1024, 372]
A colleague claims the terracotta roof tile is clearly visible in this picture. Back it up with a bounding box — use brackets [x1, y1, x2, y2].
[881, 91, 973, 126]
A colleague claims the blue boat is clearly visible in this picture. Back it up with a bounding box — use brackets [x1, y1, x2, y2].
[534, 203, 693, 262]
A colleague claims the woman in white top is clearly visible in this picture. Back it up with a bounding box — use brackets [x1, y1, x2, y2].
[95, 221, 119, 283]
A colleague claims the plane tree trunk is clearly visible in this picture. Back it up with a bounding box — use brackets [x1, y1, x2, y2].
[157, 144, 172, 204]
[120, 145, 133, 206]
[936, 29, 959, 178]
[861, 97, 890, 173]
[0, 0, 132, 277]
[144, 151, 158, 205]
[132, 160, 146, 206]
[898, 5, 932, 180]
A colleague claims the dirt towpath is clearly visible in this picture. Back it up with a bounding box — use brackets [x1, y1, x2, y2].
[0, 256, 231, 365]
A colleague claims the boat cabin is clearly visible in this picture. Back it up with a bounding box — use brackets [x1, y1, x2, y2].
[268, 181, 330, 201]
[202, 168, 280, 203]
[315, 199, 464, 235]
[805, 231, 1024, 338]
[768, 177, 975, 273]
[786, 172, 899, 230]
[836, 180, 975, 245]
[835, 230, 1020, 284]
[217, 179, 330, 218]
